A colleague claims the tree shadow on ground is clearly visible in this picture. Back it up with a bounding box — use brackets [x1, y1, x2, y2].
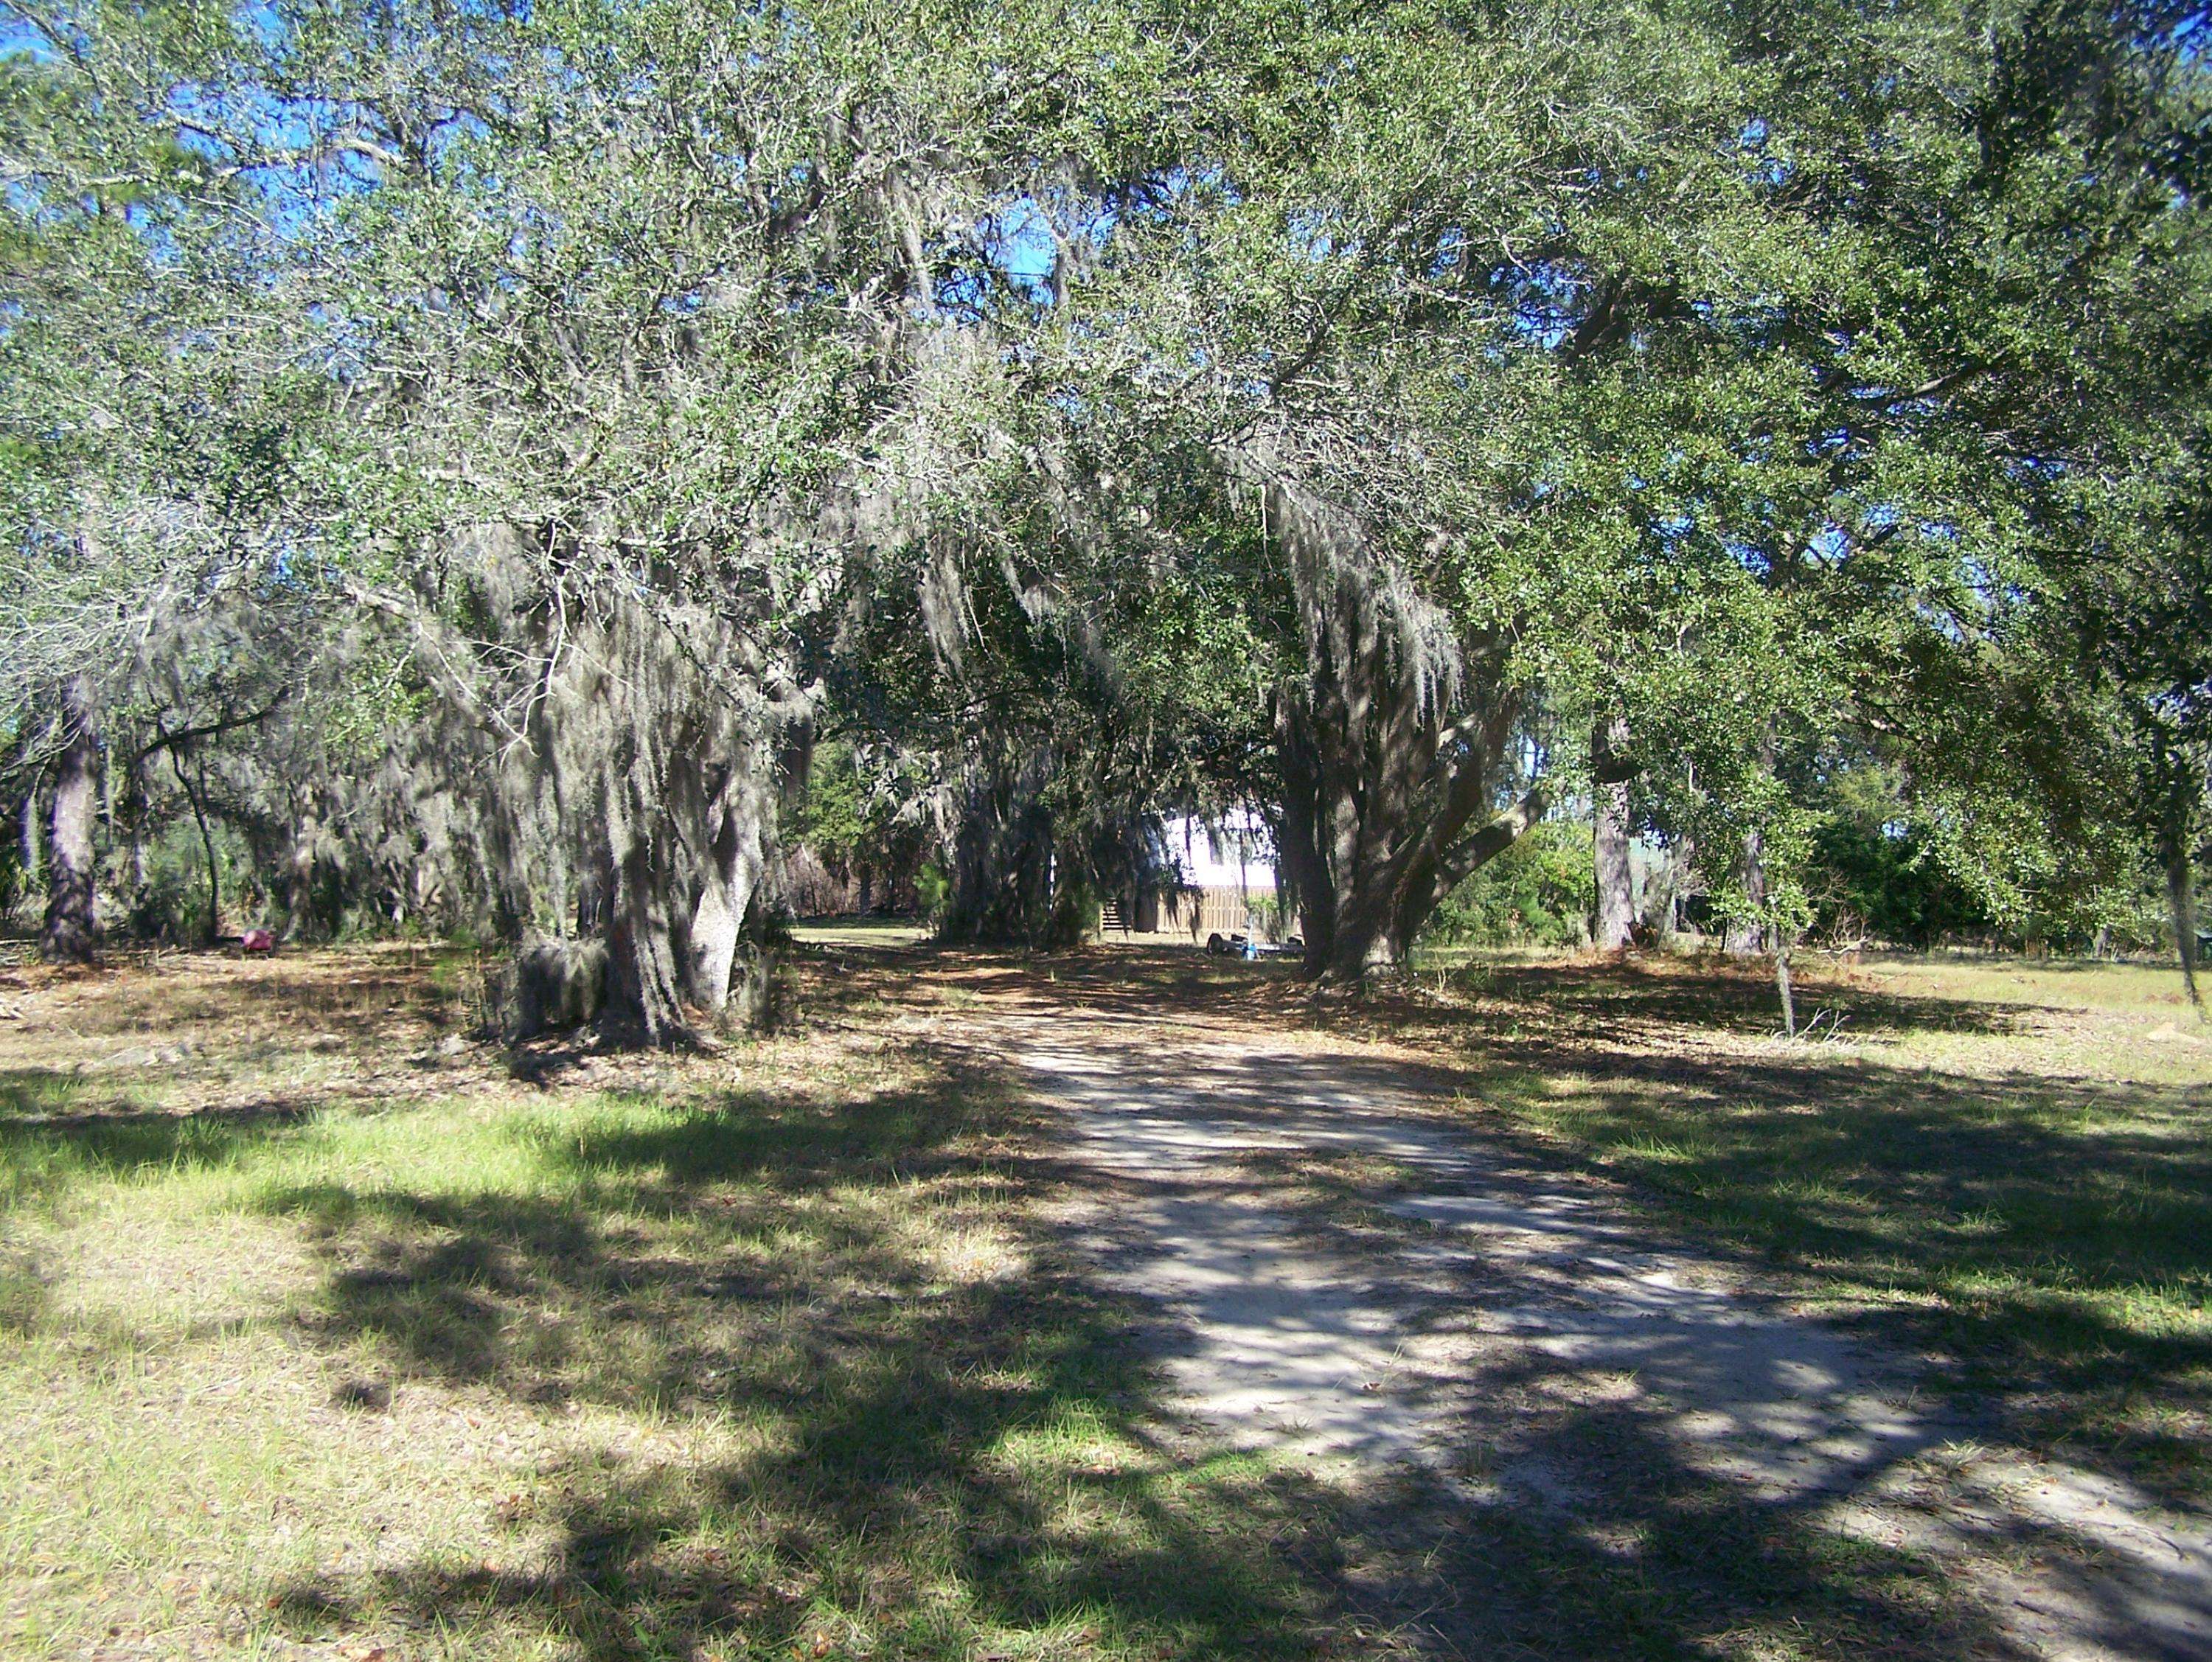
[1201, 1027, 2212, 1514]
[892, 950, 2212, 1511]
[254, 1043, 2038, 1661]
[1444, 1047, 2212, 1509]
[0, 1072, 304, 1207]
[802, 942, 2053, 1049]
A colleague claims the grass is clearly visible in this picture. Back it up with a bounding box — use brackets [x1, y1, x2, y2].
[0, 938, 2205, 1658]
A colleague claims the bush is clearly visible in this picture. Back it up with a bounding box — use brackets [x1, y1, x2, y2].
[1804, 818, 1989, 949]
[914, 860, 950, 926]
[1423, 819, 1593, 949]
[120, 819, 260, 944]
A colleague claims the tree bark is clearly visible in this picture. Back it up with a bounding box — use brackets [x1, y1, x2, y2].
[20, 785, 41, 892]
[1728, 827, 1768, 956]
[1592, 717, 1634, 951]
[40, 679, 100, 964]
[1254, 477, 1551, 981]
[603, 830, 687, 1041]
[2167, 823, 2205, 1020]
[119, 759, 150, 928]
[1639, 832, 1695, 941]
[685, 763, 769, 1017]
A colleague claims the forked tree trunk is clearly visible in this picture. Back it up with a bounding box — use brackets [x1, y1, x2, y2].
[594, 740, 785, 1043]
[1275, 676, 1548, 979]
[1592, 717, 1634, 951]
[1260, 479, 1544, 981]
[40, 679, 100, 964]
[686, 763, 771, 1018]
[164, 742, 221, 945]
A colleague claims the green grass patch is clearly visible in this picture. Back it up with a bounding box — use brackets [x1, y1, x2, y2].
[5, 942, 2201, 1659]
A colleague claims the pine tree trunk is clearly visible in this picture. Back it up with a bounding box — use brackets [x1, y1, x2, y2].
[40, 680, 100, 964]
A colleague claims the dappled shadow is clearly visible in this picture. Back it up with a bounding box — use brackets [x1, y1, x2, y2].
[1009, 1026, 2208, 1658]
[1439, 954, 2045, 1040]
[0, 1066, 99, 1119]
[873, 951, 2212, 1509]
[0, 1075, 310, 1208]
[1433, 1043, 2212, 1508]
[0, 945, 481, 1063]
[818, 944, 2051, 1041]
[256, 1032, 2065, 1661]
[259, 1056, 1377, 1658]
[1077, 1009, 2212, 1508]
[15, 939, 2196, 1655]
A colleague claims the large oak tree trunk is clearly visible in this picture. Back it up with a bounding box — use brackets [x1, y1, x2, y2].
[604, 830, 687, 1040]
[937, 743, 1057, 945]
[1639, 832, 1696, 941]
[1259, 479, 1544, 981]
[41, 679, 100, 964]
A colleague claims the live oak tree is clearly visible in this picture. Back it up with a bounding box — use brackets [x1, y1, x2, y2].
[1018, 0, 2212, 984]
[4, 0, 2205, 1029]
[0, 4, 332, 960]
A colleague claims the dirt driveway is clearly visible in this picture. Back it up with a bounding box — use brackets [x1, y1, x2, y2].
[945, 987, 2212, 1662]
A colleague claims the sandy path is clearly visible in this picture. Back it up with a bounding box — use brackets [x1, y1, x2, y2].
[986, 1006, 2212, 1661]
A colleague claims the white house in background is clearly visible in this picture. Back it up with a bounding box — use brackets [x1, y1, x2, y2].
[1099, 810, 1281, 940]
